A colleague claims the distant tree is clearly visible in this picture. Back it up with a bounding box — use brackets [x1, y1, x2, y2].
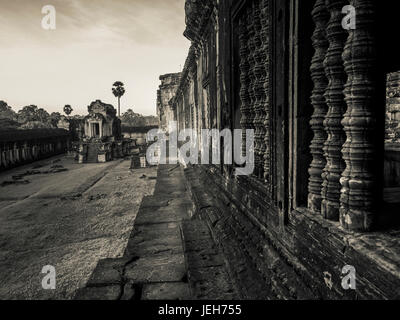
[37, 108, 50, 123]
[121, 109, 138, 126]
[0, 101, 17, 120]
[49, 112, 62, 127]
[112, 81, 126, 117]
[0, 118, 20, 131]
[18, 105, 39, 123]
[121, 109, 158, 127]
[63, 105, 73, 116]
[20, 121, 53, 129]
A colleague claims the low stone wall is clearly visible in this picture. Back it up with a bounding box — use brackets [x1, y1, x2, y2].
[73, 139, 135, 164]
[0, 129, 70, 171]
[184, 165, 400, 300]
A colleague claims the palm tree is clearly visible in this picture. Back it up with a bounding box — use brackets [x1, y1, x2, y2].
[112, 81, 126, 117]
[63, 105, 73, 117]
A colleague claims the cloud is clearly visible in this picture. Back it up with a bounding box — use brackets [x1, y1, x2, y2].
[0, 0, 190, 115]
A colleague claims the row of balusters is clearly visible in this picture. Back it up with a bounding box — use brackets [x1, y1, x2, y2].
[238, 0, 379, 231]
[308, 0, 378, 231]
[239, 0, 272, 187]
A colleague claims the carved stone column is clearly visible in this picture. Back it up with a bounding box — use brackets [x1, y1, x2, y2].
[340, 0, 379, 231]
[308, 0, 329, 213]
[321, 0, 348, 220]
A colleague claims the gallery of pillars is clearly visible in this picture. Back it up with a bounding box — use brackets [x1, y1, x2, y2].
[166, 0, 399, 299]
[307, 0, 384, 232]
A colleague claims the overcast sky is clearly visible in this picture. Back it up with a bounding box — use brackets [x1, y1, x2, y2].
[0, 0, 190, 116]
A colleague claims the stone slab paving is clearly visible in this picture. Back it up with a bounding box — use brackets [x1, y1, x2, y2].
[75, 164, 239, 300]
[0, 158, 157, 300]
[182, 219, 239, 300]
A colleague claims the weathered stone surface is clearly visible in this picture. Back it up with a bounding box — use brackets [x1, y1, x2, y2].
[183, 164, 400, 300]
[129, 223, 182, 242]
[188, 266, 237, 300]
[74, 285, 121, 300]
[120, 281, 136, 300]
[125, 235, 183, 257]
[184, 238, 218, 253]
[142, 282, 191, 300]
[186, 251, 225, 269]
[86, 258, 126, 286]
[75, 163, 254, 301]
[181, 218, 239, 299]
[182, 220, 212, 242]
[125, 253, 186, 283]
[135, 205, 190, 225]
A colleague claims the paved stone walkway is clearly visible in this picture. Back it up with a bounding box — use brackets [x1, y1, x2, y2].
[75, 164, 238, 300]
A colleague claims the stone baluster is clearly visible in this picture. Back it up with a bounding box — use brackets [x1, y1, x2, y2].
[308, 0, 329, 213]
[321, 0, 348, 220]
[340, 0, 379, 231]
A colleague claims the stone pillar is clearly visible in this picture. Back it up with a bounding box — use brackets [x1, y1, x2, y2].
[9, 146, 14, 165]
[308, 0, 329, 213]
[13, 143, 19, 164]
[321, 0, 348, 220]
[340, 0, 379, 231]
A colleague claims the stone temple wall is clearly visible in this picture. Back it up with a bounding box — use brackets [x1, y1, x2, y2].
[169, 0, 400, 300]
[0, 129, 70, 171]
[157, 73, 181, 132]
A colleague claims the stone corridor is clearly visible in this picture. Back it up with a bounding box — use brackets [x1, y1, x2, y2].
[75, 164, 239, 300]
